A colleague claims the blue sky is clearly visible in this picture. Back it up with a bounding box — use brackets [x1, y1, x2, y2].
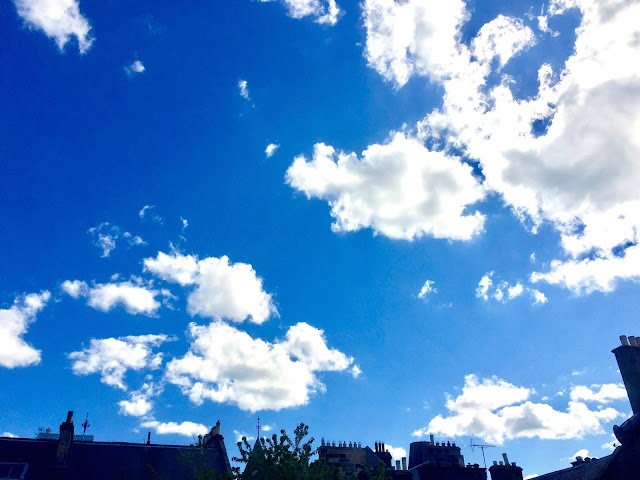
[2, 0, 640, 477]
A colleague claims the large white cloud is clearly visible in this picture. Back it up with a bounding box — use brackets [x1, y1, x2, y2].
[165, 320, 357, 411]
[0, 291, 50, 368]
[68, 334, 171, 390]
[362, 0, 640, 294]
[286, 133, 485, 241]
[13, 0, 93, 53]
[144, 251, 277, 324]
[414, 375, 623, 444]
[61, 279, 161, 315]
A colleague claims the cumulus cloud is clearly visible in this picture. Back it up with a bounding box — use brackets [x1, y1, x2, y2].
[286, 133, 485, 241]
[61, 279, 161, 315]
[238, 80, 250, 100]
[87, 223, 145, 257]
[414, 374, 623, 444]
[361, 0, 640, 294]
[141, 420, 208, 437]
[273, 0, 340, 25]
[124, 60, 145, 76]
[118, 382, 160, 416]
[0, 291, 50, 368]
[418, 280, 436, 300]
[165, 320, 356, 411]
[144, 251, 277, 324]
[68, 334, 171, 390]
[13, 0, 93, 53]
[570, 383, 627, 404]
[265, 143, 280, 158]
[384, 444, 407, 461]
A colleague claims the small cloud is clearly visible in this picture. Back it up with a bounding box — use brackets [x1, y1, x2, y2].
[531, 289, 548, 305]
[262, 424, 274, 432]
[233, 430, 256, 442]
[180, 217, 189, 230]
[138, 205, 163, 224]
[530, 253, 536, 263]
[562, 448, 589, 463]
[418, 280, 437, 300]
[265, 143, 280, 158]
[124, 60, 145, 76]
[2, 432, 17, 438]
[238, 79, 250, 100]
[351, 365, 362, 378]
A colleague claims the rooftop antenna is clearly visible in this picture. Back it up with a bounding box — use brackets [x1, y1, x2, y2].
[256, 417, 260, 439]
[470, 439, 495, 468]
[81, 413, 90, 440]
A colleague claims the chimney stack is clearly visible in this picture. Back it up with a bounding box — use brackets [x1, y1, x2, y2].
[402, 457, 407, 470]
[147, 432, 151, 445]
[396, 460, 401, 470]
[56, 411, 74, 463]
[613, 334, 640, 414]
[489, 454, 523, 480]
[430, 434, 434, 445]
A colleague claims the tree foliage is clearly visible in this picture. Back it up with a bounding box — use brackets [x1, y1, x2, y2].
[233, 423, 340, 480]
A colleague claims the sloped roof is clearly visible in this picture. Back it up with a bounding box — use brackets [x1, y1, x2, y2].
[527, 451, 617, 480]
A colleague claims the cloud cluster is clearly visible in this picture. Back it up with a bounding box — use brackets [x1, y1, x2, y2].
[144, 251, 277, 324]
[286, 133, 485, 241]
[68, 334, 171, 390]
[476, 272, 547, 305]
[414, 375, 624, 444]
[62, 279, 162, 315]
[165, 320, 357, 411]
[13, 0, 93, 53]
[88, 222, 144, 258]
[0, 291, 50, 368]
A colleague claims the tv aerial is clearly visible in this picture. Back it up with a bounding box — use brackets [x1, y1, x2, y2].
[470, 439, 495, 468]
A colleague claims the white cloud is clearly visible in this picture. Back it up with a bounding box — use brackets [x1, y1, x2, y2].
[570, 383, 627, 404]
[261, 424, 273, 432]
[124, 60, 145, 76]
[118, 382, 160, 416]
[141, 420, 208, 437]
[265, 143, 280, 158]
[14, 0, 93, 53]
[286, 132, 485, 241]
[363, 0, 640, 295]
[564, 448, 589, 462]
[418, 280, 437, 299]
[138, 205, 163, 224]
[180, 217, 189, 230]
[61, 279, 161, 315]
[87, 223, 145, 257]
[238, 80, 250, 100]
[277, 0, 340, 25]
[144, 251, 277, 324]
[414, 374, 623, 444]
[0, 291, 50, 368]
[2, 432, 18, 438]
[68, 334, 171, 390]
[384, 444, 407, 461]
[476, 273, 547, 306]
[165, 320, 356, 411]
[234, 430, 256, 443]
[351, 364, 362, 378]
[600, 433, 617, 452]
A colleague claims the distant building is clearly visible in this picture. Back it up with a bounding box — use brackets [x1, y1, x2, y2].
[526, 334, 640, 480]
[0, 411, 231, 480]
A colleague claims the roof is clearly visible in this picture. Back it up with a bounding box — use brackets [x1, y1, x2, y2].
[527, 452, 617, 480]
[0, 434, 231, 480]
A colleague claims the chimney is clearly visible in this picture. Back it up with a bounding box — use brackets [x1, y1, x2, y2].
[396, 460, 401, 470]
[489, 454, 523, 480]
[375, 441, 378, 452]
[430, 434, 435, 445]
[56, 411, 74, 463]
[147, 432, 151, 445]
[613, 335, 640, 414]
[402, 457, 407, 470]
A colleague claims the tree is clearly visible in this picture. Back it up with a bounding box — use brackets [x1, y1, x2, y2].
[233, 423, 339, 480]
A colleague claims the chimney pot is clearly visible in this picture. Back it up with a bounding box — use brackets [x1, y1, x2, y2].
[493, 461, 498, 466]
[430, 434, 435, 445]
[629, 336, 638, 347]
[402, 457, 407, 470]
[66, 411, 74, 423]
[621, 335, 629, 346]
[502, 453, 510, 465]
[499, 461, 504, 466]
[396, 460, 401, 471]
